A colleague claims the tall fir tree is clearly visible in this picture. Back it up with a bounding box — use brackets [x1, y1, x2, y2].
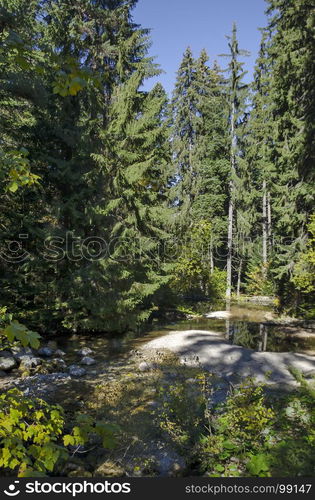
[0, 0, 172, 333]
[220, 23, 249, 299]
[265, 0, 315, 309]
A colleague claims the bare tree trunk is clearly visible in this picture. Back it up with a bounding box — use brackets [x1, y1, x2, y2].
[262, 324, 268, 351]
[236, 258, 243, 299]
[225, 299, 232, 342]
[267, 191, 272, 251]
[226, 101, 236, 299]
[210, 240, 214, 275]
[258, 323, 268, 351]
[262, 179, 268, 269]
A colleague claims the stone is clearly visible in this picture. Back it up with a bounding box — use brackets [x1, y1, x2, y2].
[138, 361, 154, 372]
[54, 349, 66, 357]
[38, 347, 54, 357]
[0, 356, 17, 371]
[10, 346, 33, 356]
[0, 370, 7, 377]
[0, 350, 13, 357]
[50, 358, 67, 371]
[77, 347, 93, 356]
[69, 365, 86, 377]
[94, 461, 125, 477]
[80, 356, 96, 366]
[18, 356, 42, 370]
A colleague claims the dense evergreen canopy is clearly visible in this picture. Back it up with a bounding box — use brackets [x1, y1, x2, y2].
[0, 0, 314, 336]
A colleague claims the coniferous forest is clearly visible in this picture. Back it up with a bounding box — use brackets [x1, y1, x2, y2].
[0, 0, 314, 481]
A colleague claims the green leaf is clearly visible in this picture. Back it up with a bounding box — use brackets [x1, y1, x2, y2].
[246, 454, 270, 476]
[18, 469, 47, 477]
[63, 435, 75, 446]
[8, 181, 19, 192]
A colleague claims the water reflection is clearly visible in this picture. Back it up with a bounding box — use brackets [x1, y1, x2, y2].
[226, 320, 269, 351]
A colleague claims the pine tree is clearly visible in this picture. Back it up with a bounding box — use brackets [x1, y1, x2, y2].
[169, 48, 230, 297]
[221, 23, 249, 299]
[0, 0, 172, 332]
[265, 0, 315, 309]
[243, 29, 275, 293]
[169, 47, 198, 222]
[190, 54, 230, 275]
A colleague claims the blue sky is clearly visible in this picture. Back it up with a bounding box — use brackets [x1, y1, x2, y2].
[133, 0, 268, 94]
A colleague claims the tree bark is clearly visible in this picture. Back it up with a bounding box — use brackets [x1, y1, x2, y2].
[262, 179, 268, 268]
[226, 100, 236, 299]
[236, 258, 243, 298]
[267, 191, 272, 250]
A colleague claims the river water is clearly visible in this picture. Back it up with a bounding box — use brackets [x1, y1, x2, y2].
[54, 302, 315, 370]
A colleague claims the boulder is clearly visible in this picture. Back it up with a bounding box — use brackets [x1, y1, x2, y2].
[80, 356, 96, 366]
[38, 347, 54, 357]
[0, 350, 13, 357]
[18, 356, 42, 370]
[0, 356, 17, 371]
[77, 347, 93, 356]
[0, 370, 7, 378]
[69, 365, 86, 377]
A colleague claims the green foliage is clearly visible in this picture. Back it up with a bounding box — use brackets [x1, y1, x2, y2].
[0, 389, 119, 477]
[0, 307, 41, 351]
[63, 414, 119, 450]
[245, 263, 275, 296]
[208, 268, 227, 299]
[0, 389, 66, 476]
[291, 215, 315, 294]
[0, 148, 40, 192]
[196, 375, 315, 477]
[157, 374, 207, 449]
[0, 0, 172, 333]
[172, 220, 226, 298]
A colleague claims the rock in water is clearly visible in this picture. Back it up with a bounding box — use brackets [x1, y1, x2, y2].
[18, 356, 42, 370]
[80, 356, 96, 366]
[38, 347, 54, 357]
[54, 349, 66, 357]
[0, 356, 17, 371]
[77, 347, 93, 356]
[69, 365, 86, 377]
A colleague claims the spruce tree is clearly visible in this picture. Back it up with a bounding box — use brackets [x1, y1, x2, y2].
[221, 23, 249, 299]
[191, 54, 230, 275]
[265, 0, 315, 308]
[169, 47, 198, 222]
[244, 30, 276, 294]
[0, 0, 172, 332]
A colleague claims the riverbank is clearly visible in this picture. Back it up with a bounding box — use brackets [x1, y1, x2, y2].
[141, 329, 315, 386]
